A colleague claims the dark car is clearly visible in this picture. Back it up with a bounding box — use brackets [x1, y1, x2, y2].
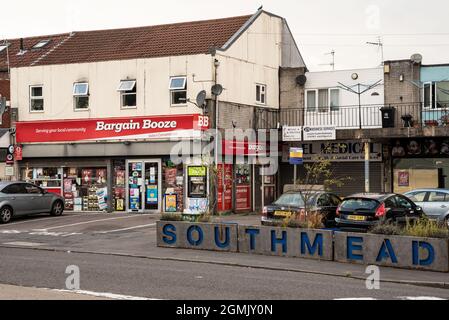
[262, 191, 342, 228]
[0, 182, 65, 224]
[335, 193, 423, 231]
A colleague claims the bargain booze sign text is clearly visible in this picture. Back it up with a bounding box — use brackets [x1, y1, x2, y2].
[16, 115, 210, 143]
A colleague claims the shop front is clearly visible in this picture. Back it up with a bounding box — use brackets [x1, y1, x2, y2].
[391, 138, 449, 193]
[280, 140, 384, 197]
[16, 114, 210, 214]
[218, 139, 271, 214]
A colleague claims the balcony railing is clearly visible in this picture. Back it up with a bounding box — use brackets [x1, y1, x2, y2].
[256, 103, 449, 130]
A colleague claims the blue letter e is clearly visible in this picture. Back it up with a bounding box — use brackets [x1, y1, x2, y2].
[347, 236, 364, 261]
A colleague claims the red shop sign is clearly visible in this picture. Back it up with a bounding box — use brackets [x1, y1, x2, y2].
[236, 185, 251, 212]
[222, 140, 268, 156]
[16, 114, 210, 143]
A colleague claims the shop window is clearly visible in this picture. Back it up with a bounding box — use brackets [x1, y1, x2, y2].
[170, 76, 187, 106]
[30, 85, 44, 112]
[113, 160, 126, 211]
[256, 84, 266, 105]
[73, 83, 89, 110]
[63, 168, 108, 212]
[162, 161, 185, 213]
[118, 80, 137, 109]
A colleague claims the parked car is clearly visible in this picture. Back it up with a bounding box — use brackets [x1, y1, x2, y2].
[262, 191, 342, 228]
[335, 193, 423, 230]
[0, 182, 65, 224]
[404, 189, 449, 228]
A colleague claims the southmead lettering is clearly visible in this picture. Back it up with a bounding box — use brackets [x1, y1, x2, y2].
[95, 119, 177, 133]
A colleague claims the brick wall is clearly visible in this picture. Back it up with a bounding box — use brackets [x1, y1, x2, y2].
[0, 78, 10, 128]
[384, 60, 421, 126]
[279, 67, 305, 126]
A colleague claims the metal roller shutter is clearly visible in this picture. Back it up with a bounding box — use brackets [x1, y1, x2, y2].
[280, 162, 383, 197]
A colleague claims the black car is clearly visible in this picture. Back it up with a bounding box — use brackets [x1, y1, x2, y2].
[262, 191, 342, 228]
[335, 193, 424, 230]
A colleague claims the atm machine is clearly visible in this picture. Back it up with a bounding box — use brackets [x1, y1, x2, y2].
[185, 166, 209, 213]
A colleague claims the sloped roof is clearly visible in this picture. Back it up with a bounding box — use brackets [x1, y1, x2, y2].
[1, 14, 252, 69]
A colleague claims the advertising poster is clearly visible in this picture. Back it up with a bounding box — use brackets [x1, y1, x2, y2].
[165, 195, 177, 212]
[147, 186, 158, 204]
[64, 179, 73, 193]
[96, 169, 107, 184]
[236, 185, 251, 211]
[398, 171, 410, 187]
[82, 169, 92, 185]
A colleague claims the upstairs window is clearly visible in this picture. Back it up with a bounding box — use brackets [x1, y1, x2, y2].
[30, 85, 44, 112]
[0, 44, 9, 53]
[118, 80, 137, 109]
[306, 88, 340, 112]
[256, 84, 266, 105]
[170, 76, 187, 106]
[73, 83, 89, 110]
[32, 40, 50, 49]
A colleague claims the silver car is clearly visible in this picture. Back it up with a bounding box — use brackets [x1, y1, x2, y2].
[404, 189, 449, 228]
[0, 181, 65, 224]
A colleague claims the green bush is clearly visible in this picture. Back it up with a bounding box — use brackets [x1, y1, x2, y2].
[370, 218, 449, 239]
[160, 213, 183, 221]
[403, 218, 449, 239]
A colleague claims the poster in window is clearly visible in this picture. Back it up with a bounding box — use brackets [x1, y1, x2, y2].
[147, 186, 158, 204]
[165, 195, 178, 212]
[398, 171, 410, 187]
[115, 170, 125, 185]
[82, 169, 93, 185]
[64, 179, 73, 193]
[96, 169, 107, 185]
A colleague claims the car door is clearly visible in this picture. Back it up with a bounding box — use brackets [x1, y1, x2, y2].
[425, 191, 449, 220]
[1, 183, 30, 216]
[396, 195, 419, 219]
[24, 184, 47, 213]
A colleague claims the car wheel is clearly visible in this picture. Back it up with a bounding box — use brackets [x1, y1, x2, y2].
[0, 206, 13, 224]
[50, 201, 64, 216]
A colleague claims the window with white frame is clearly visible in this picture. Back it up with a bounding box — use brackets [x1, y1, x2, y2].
[306, 90, 316, 112]
[30, 85, 44, 112]
[73, 83, 89, 110]
[424, 81, 449, 109]
[118, 80, 137, 109]
[256, 84, 266, 104]
[169, 76, 187, 106]
[329, 88, 340, 111]
[306, 88, 340, 112]
[32, 40, 50, 50]
[0, 44, 9, 53]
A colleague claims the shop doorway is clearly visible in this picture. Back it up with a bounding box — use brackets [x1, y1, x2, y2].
[254, 165, 277, 213]
[126, 159, 162, 213]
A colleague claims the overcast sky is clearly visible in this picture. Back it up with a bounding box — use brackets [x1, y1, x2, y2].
[1, 0, 448, 71]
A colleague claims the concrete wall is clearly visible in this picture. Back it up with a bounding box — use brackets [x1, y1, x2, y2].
[334, 232, 449, 272]
[157, 221, 239, 252]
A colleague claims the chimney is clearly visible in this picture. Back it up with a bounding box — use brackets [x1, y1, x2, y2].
[20, 38, 24, 52]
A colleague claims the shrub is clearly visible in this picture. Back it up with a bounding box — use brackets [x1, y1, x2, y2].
[370, 218, 449, 239]
[160, 213, 183, 221]
[403, 218, 449, 239]
[198, 214, 212, 223]
[370, 223, 403, 236]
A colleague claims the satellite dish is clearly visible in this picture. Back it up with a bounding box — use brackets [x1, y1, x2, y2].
[295, 75, 307, 86]
[211, 84, 223, 96]
[411, 53, 423, 65]
[196, 90, 207, 108]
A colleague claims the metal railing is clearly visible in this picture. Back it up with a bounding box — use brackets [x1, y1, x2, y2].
[256, 103, 449, 130]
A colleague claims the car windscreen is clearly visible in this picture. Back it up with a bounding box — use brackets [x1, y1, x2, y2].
[273, 193, 305, 207]
[340, 198, 379, 211]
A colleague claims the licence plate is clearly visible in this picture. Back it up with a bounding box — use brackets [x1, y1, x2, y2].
[347, 215, 366, 221]
[274, 211, 293, 218]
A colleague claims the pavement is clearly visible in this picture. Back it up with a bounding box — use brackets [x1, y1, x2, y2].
[0, 284, 108, 300]
[0, 212, 448, 299]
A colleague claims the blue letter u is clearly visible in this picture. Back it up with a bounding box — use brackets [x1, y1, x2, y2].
[214, 226, 230, 249]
